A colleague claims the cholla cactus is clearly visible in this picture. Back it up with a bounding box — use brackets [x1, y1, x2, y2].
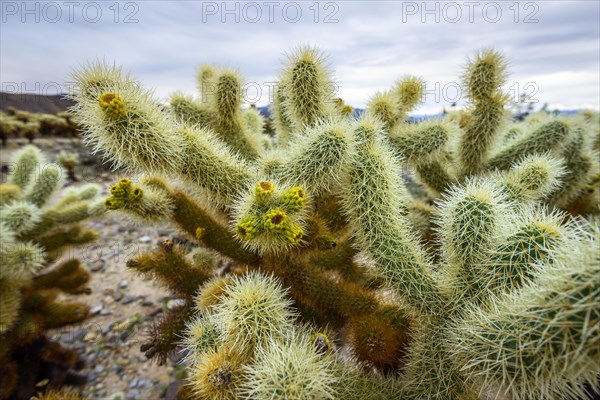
[1, 109, 82, 145]
[37, 114, 70, 137]
[0, 111, 21, 146]
[182, 272, 399, 400]
[21, 120, 41, 143]
[70, 46, 599, 399]
[383, 50, 600, 216]
[0, 145, 104, 400]
[57, 151, 80, 182]
[56, 111, 82, 138]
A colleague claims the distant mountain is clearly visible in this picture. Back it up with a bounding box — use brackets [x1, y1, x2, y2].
[0, 92, 75, 114]
[257, 104, 443, 122]
[257, 105, 366, 119]
[257, 105, 272, 118]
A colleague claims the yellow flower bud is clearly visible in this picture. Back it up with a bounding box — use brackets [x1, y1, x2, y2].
[264, 209, 288, 231]
[281, 186, 306, 212]
[98, 92, 127, 119]
[255, 181, 274, 205]
[237, 216, 261, 241]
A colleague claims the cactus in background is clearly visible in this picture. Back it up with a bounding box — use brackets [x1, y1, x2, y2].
[0, 109, 82, 146]
[0, 145, 104, 400]
[0, 111, 21, 146]
[378, 51, 600, 215]
[21, 120, 41, 143]
[458, 50, 508, 176]
[37, 114, 70, 137]
[57, 151, 80, 182]
[70, 47, 599, 399]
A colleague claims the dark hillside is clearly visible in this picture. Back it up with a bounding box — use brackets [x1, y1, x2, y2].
[0, 92, 74, 114]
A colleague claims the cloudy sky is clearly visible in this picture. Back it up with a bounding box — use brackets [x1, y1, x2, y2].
[1, 0, 599, 114]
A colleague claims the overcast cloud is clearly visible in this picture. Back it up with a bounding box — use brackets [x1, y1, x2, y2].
[1, 0, 598, 114]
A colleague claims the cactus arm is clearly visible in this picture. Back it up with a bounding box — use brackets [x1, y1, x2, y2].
[170, 92, 212, 128]
[458, 50, 508, 176]
[208, 70, 263, 161]
[281, 46, 334, 130]
[340, 119, 443, 315]
[449, 225, 600, 400]
[127, 240, 212, 298]
[486, 120, 570, 170]
[271, 82, 295, 147]
[7, 145, 43, 189]
[414, 158, 455, 196]
[388, 122, 449, 163]
[268, 118, 352, 196]
[178, 125, 257, 207]
[35, 226, 98, 253]
[170, 188, 261, 265]
[392, 75, 425, 123]
[498, 154, 566, 203]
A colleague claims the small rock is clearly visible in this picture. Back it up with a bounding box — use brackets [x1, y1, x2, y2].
[126, 389, 141, 400]
[145, 307, 163, 319]
[113, 290, 123, 302]
[139, 235, 151, 243]
[94, 364, 104, 373]
[130, 377, 139, 389]
[91, 259, 106, 272]
[85, 352, 98, 363]
[104, 296, 114, 305]
[90, 304, 103, 316]
[138, 379, 154, 389]
[118, 226, 127, 233]
[122, 295, 136, 305]
[72, 328, 86, 342]
[107, 392, 126, 400]
[100, 308, 112, 316]
[167, 299, 186, 310]
[119, 280, 128, 289]
[141, 300, 154, 307]
[158, 229, 170, 237]
[84, 331, 98, 342]
[62, 329, 79, 343]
